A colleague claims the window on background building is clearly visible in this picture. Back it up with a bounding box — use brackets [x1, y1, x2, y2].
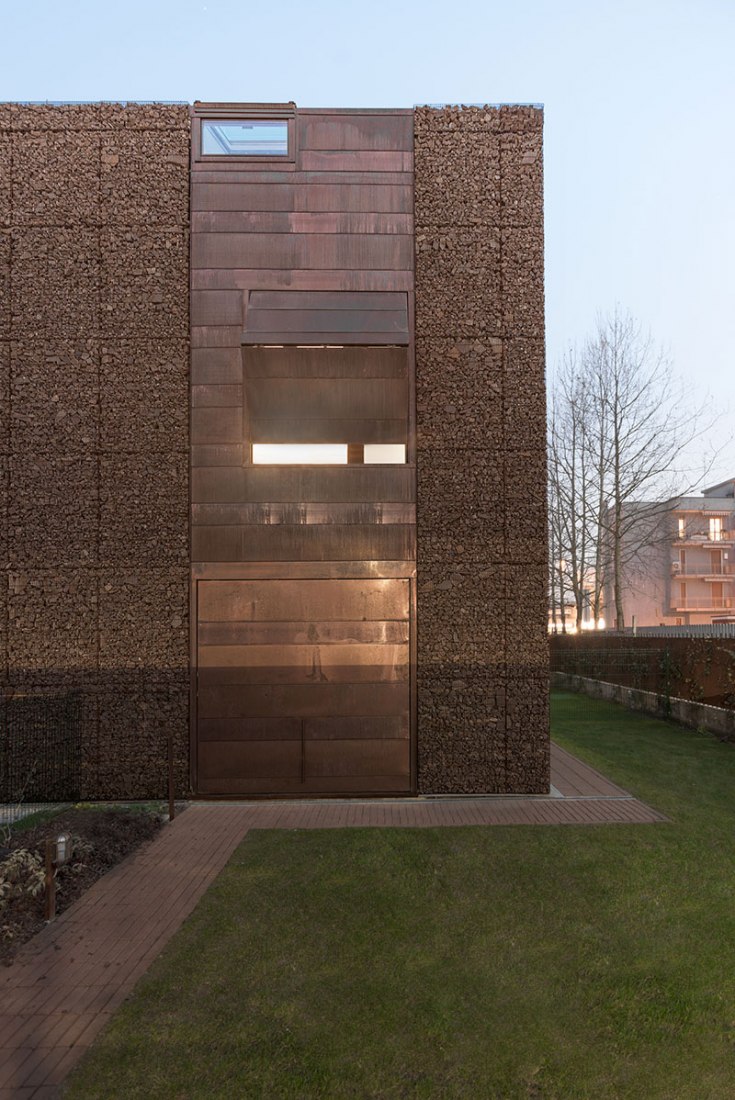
[678, 517, 686, 538]
[710, 516, 723, 542]
[680, 581, 687, 608]
[202, 120, 289, 156]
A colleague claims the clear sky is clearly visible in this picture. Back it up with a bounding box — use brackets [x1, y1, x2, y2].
[3, 0, 734, 483]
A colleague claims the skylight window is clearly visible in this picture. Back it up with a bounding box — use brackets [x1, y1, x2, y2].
[201, 119, 289, 156]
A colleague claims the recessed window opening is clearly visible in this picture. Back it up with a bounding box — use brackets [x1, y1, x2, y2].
[202, 119, 289, 156]
[252, 443, 407, 465]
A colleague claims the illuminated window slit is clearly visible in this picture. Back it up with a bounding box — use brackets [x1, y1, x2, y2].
[252, 444, 406, 465]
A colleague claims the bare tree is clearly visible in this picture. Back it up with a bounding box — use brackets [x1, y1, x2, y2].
[547, 403, 572, 632]
[549, 308, 719, 630]
[548, 350, 596, 631]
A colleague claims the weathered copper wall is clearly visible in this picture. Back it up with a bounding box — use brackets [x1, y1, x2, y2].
[190, 106, 416, 796]
[0, 103, 190, 798]
[414, 105, 549, 793]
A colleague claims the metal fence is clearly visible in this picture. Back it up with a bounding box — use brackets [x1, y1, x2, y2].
[550, 633, 735, 710]
[0, 692, 82, 823]
[611, 624, 735, 639]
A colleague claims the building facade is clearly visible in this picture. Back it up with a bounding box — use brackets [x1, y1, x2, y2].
[0, 100, 548, 799]
[603, 479, 735, 628]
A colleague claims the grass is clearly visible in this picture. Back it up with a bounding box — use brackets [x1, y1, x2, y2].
[3, 800, 169, 838]
[3, 805, 67, 836]
[66, 693, 735, 1099]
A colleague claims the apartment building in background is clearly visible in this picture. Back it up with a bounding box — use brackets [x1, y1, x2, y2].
[604, 478, 735, 628]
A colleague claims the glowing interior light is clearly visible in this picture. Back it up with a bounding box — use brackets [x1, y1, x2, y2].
[253, 444, 348, 464]
[364, 444, 406, 463]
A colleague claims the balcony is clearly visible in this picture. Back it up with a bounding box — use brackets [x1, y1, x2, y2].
[671, 566, 735, 578]
[674, 535, 734, 547]
[672, 597, 734, 611]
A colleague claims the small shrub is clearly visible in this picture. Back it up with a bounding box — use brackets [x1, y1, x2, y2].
[0, 849, 46, 915]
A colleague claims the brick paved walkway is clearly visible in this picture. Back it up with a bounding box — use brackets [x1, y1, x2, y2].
[0, 743, 666, 1097]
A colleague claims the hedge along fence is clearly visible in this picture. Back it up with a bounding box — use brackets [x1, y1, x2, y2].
[550, 635, 735, 713]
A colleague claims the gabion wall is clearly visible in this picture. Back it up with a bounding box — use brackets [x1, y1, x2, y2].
[414, 106, 549, 793]
[0, 103, 190, 798]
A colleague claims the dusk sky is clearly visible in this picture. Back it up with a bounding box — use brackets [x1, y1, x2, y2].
[4, 0, 734, 484]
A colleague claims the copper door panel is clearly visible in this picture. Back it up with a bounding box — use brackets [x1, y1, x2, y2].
[304, 716, 409, 740]
[304, 739, 410, 779]
[198, 620, 410, 645]
[197, 774, 412, 796]
[198, 717, 302, 741]
[199, 740, 302, 780]
[197, 682, 407, 719]
[197, 650, 408, 686]
[198, 579, 409, 622]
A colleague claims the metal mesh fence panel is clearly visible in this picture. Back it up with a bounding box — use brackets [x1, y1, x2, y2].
[0, 692, 82, 808]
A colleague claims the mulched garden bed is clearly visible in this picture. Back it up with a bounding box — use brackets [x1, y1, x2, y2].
[0, 807, 165, 966]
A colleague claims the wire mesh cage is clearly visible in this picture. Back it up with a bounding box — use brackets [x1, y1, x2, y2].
[0, 692, 83, 813]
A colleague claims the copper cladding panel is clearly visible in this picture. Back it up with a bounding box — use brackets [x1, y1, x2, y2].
[245, 377, 408, 420]
[192, 504, 415, 526]
[198, 620, 409, 645]
[243, 346, 408, 379]
[198, 579, 409, 621]
[305, 739, 410, 778]
[243, 289, 409, 345]
[198, 643, 408, 682]
[248, 418, 406, 444]
[191, 182, 413, 214]
[198, 717, 302, 741]
[191, 525, 415, 563]
[199, 740, 302, 780]
[197, 682, 408, 719]
[192, 466, 414, 504]
[196, 775, 412, 795]
[196, 715, 407, 741]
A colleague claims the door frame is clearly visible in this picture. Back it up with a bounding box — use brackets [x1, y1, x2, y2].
[189, 560, 417, 797]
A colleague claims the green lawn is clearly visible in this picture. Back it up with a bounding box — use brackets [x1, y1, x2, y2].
[66, 694, 735, 1099]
